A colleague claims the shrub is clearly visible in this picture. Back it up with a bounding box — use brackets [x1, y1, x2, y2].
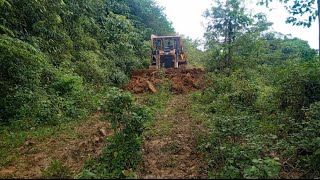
[41, 160, 72, 179]
[292, 101, 320, 178]
[78, 88, 151, 178]
[0, 35, 88, 125]
[276, 61, 320, 120]
[109, 69, 129, 87]
[74, 51, 106, 84]
[0, 35, 47, 123]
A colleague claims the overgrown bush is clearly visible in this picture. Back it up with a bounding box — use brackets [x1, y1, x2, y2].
[0, 35, 47, 123]
[0, 35, 88, 126]
[195, 57, 320, 178]
[291, 101, 320, 178]
[78, 88, 151, 179]
[276, 61, 320, 120]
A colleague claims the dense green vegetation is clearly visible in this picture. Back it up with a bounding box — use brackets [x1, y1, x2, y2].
[191, 0, 320, 178]
[0, 0, 174, 178]
[0, 0, 174, 125]
[1, 0, 320, 179]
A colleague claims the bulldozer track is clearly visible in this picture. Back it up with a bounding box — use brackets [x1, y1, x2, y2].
[138, 95, 208, 179]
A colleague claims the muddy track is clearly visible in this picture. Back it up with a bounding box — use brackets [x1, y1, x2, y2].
[138, 95, 207, 179]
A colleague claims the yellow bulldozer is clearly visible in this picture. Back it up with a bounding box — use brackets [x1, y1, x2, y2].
[149, 34, 188, 69]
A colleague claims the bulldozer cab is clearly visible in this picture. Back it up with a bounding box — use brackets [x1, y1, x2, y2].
[150, 34, 187, 69]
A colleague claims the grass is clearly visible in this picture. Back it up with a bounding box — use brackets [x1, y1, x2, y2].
[41, 159, 72, 179]
[138, 84, 173, 138]
[188, 91, 211, 146]
[0, 117, 88, 167]
[144, 116, 174, 138]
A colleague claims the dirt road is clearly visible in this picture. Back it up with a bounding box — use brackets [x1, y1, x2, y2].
[138, 94, 207, 179]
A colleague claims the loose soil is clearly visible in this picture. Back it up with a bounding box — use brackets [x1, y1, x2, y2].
[125, 68, 205, 94]
[138, 95, 207, 179]
[0, 113, 112, 178]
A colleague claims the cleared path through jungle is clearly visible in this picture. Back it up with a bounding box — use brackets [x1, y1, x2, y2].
[138, 94, 207, 179]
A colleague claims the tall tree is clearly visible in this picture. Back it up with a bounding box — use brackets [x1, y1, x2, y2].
[204, 0, 253, 68]
[258, 0, 320, 57]
[125, 0, 175, 38]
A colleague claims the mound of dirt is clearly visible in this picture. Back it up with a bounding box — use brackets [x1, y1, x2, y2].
[125, 68, 205, 94]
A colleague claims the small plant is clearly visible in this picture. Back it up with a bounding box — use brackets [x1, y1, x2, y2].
[243, 158, 281, 179]
[41, 160, 72, 179]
